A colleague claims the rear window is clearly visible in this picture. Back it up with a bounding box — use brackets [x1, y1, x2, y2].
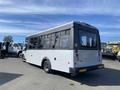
[79, 30, 97, 49]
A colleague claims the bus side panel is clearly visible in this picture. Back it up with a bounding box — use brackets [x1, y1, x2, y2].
[25, 50, 74, 73]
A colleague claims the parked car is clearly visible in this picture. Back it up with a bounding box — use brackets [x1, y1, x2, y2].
[8, 43, 23, 57]
[117, 51, 120, 62]
[0, 42, 5, 59]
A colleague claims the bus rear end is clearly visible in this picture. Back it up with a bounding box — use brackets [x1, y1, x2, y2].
[70, 22, 104, 75]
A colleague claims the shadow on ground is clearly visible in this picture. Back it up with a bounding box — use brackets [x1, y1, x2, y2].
[28, 62, 120, 86]
[0, 72, 23, 86]
[52, 68, 120, 86]
[102, 55, 116, 60]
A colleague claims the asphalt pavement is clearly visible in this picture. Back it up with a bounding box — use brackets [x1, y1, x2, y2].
[0, 57, 120, 90]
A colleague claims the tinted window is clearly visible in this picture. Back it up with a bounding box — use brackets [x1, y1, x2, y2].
[50, 33, 55, 48]
[27, 29, 71, 49]
[60, 36, 70, 48]
[60, 30, 70, 49]
[29, 37, 39, 49]
[44, 35, 51, 48]
[54, 32, 60, 49]
[79, 30, 97, 49]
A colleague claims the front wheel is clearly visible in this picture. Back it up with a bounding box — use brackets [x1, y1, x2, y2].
[43, 60, 51, 73]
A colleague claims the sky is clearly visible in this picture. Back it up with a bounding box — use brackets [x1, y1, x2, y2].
[0, 0, 120, 43]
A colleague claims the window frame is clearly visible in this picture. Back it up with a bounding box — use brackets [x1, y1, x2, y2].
[26, 29, 72, 50]
[79, 30, 97, 48]
[74, 26, 100, 50]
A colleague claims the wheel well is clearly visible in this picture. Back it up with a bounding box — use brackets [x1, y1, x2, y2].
[18, 51, 22, 54]
[41, 58, 48, 68]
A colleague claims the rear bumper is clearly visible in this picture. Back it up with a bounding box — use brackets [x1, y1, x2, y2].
[69, 64, 104, 74]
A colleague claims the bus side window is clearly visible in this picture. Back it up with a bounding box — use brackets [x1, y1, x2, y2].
[40, 36, 45, 49]
[38, 37, 43, 49]
[44, 35, 51, 49]
[60, 30, 70, 49]
[29, 37, 39, 49]
[60, 36, 70, 49]
[54, 32, 60, 49]
[51, 33, 55, 49]
[29, 38, 34, 49]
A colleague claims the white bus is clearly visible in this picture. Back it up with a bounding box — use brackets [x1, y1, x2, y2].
[24, 21, 104, 76]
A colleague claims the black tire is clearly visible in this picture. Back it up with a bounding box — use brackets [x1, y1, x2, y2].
[19, 53, 23, 58]
[17, 51, 22, 58]
[43, 60, 51, 73]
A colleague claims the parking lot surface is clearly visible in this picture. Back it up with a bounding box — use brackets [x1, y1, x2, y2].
[0, 57, 120, 90]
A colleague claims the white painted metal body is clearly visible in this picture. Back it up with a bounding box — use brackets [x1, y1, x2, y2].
[24, 49, 102, 73]
[25, 50, 74, 73]
[24, 21, 103, 73]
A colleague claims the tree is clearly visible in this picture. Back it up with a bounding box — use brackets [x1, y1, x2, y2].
[3, 35, 13, 43]
[3, 35, 13, 53]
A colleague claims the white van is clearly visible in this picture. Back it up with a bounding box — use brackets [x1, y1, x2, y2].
[8, 43, 23, 57]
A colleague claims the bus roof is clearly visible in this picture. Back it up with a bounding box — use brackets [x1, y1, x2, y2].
[27, 21, 97, 38]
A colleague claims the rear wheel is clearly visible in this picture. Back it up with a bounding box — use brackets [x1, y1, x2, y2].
[70, 73, 77, 77]
[43, 60, 51, 73]
[17, 51, 22, 58]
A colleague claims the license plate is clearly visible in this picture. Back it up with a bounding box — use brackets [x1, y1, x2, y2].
[79, 69, 87, 72]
